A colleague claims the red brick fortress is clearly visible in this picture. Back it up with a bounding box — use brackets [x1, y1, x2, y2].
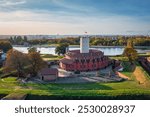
[59, 36, 110, 72]
[59, 49, 110, 71]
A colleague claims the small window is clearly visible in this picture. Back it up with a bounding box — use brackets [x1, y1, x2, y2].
[42, 76, 44, 80]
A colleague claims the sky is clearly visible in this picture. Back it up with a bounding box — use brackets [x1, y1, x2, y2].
[0, 0, 150, 35]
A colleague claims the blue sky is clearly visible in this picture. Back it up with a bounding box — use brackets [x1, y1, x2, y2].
[0, 0, 150, 35]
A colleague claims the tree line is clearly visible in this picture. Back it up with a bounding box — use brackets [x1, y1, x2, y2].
[9, 36, 49, 45]
[0, 41, 12, 52]
[6, 35, 150, 46]
[90, 36, 150, 46]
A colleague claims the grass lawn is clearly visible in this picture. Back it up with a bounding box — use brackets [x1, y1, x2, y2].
[41, 54, 63, 61]
[121, 61, 136, 80]
[0, 56, 150, 99]
[0, 76, 150, 99]
[138, 53, 150, 57]
[109, 56, 128, 61]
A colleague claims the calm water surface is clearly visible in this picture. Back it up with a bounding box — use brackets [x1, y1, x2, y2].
[13, 46, 149, 56]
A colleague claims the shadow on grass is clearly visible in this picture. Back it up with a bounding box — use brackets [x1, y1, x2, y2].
[25, 94, 150, 100]
[0, 94, 7, 99]
[122, 61, 136, 73]
[25, 89, 150, 100]
[21, 82, 113, 91]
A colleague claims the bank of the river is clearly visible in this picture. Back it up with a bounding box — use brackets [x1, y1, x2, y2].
[13, 45, 150, 56]
[13, 44, 150, 49]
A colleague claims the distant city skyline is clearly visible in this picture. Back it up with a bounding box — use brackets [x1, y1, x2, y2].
[0, 0, 150, 35]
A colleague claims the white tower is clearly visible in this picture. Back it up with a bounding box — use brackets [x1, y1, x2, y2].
[80, 36, 89, 53]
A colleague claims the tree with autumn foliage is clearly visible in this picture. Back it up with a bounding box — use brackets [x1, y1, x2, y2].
[123, 39, 138, 64]
[4, 47, 46, 78]
[27, 48, 47, 77]
[4, 49, 28, 78]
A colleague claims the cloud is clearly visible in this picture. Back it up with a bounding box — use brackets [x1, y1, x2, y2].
[0, 9, 149, 35]
[51, 0, 95, 13]
[0, 0, 149, 35]
[0, 0, 26, 7]
[0, 10, 84, 23]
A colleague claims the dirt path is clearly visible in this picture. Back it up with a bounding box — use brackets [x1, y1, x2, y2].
[116, 72, 130, 80]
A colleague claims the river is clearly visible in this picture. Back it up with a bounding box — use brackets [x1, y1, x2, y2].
[13, 46, 150, 56]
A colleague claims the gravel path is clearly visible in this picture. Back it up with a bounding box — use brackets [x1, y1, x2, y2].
[53, 76, 123, 84]
[50, 65, 123, 84]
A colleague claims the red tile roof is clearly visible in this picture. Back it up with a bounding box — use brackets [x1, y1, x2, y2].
[40, 68, 58, 75]
[60, 49, 106, 65]
[60, 58, 74, 64]
[66, 49, 104, 58]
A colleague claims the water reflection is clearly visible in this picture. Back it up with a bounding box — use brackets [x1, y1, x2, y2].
[13, 46, 148, 56]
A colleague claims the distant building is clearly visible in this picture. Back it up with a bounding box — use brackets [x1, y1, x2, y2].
[38, 68, 58, 81]
[59, 36, 110, 72]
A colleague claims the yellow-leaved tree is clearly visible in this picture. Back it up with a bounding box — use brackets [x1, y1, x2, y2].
[123, 39, 138, 64]
[27, 47, 47, 77]
[4, 49, 28, 78]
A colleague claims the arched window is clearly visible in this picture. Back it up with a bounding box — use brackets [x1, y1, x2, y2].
[42, 76, 44, 80]
[86, 59, 90, 63]
[97, 58, 99, 62]
[92, 59, 95, 63]
[75, 59, 79, 63]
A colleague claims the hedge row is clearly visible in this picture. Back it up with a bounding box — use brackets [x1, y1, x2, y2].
[25, 94, 150, 100]
[0, 94, 7, 99]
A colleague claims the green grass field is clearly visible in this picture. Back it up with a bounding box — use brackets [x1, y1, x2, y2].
[0, 75, 150, 99]
[41, 54, 63, 61]
[0, 56, 150, 99]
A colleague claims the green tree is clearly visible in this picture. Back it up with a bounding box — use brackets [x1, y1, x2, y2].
[0, 41, 12, 52]
[24, 36, 28, 42]
[55, 43, 69, 55]
[28, 47, 37, 53]
[9, 36, 14, 43]
[17, 36, 24, 44]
